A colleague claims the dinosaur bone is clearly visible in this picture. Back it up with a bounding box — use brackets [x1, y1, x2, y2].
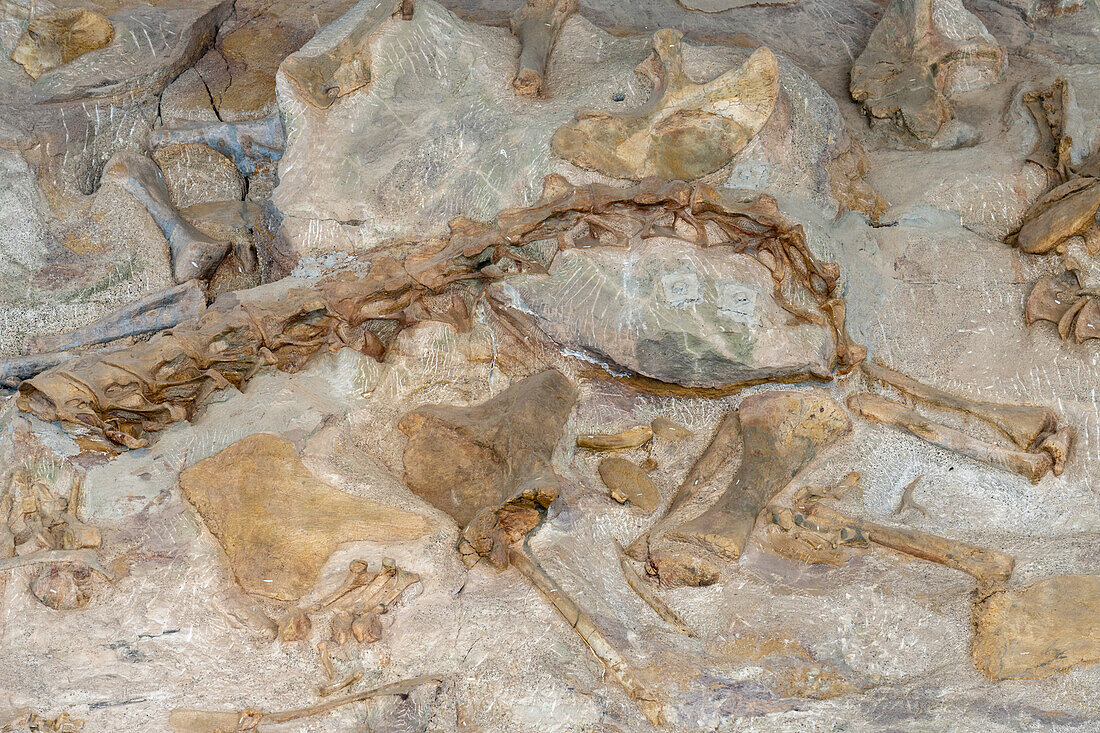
[617, 543, 696, 637]
[9, 8, 113, 79]
[666, 389, 851, 561]
[149, 114, 285, 178]
[280, 0, 406, 109]
[553, 29, 779, 180]
[103, 152, 230, 282]
[599, 457, 659, 512]
[577, 425, 653, 450]
[510, 0, 577, 98]
[847, 394, 1055, 482]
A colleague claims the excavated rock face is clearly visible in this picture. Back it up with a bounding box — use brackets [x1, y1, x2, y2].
[850, 0, 1005, 145]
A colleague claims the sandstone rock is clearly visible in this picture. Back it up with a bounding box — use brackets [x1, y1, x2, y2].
[491, 239, 836, 390]
[973, 575, 1100, 680]
[178, 433, 431, 601]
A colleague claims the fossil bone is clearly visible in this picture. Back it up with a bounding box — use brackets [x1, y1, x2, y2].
[319, 671, 362, 697]
[847, 393, 1055, 482]
[280, 0, 405, 109]
[599, 457, 660, 512]
[894, 475, 929, 518]
[552, 30, 779, 180]
[9, 8, 113, 79]
[103, 152, 230, 283]
[666, 390, 851, 561]
[510, 0, 577, 98]
[168, 674, 443, 732]
[577, 425, 653, 450]
[149, 114, 285, 178]
[1011, 178, 1100, 255]
[849, 0, 1005, 142]
[650, 416, 691, 441]
[0, 351, 82, 388]
[18, 175, 855, 448]
[178, 434, 431, 601]
[617, 543, 695, 637]
[0, 549, 114, 581]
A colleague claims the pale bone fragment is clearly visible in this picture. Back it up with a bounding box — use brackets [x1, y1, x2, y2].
[849, 0, 1005, 142]
[9, 8, 114, 79]
[861, 361, 1067, 457]
[277, 609, 312, 642]
[27, 281, 206, 355]
[552, 29, 779, 180]
[508, 543, 664, 725]
[599, 457, 660, 512]
[330, 610, 355, 645]
[18, 175, 855, 446]
[318, 641, 337, 680]
[616, 542, 696, 637]
[509, 0, 577, 98]
[280, 0, 405, 109]
[61, 521, 101, 550]
[103, 152, 230, 282]
[168, 675, 443, 732]
[894, 475, 929, 518]
[149, 114, 285, 178]
[797, 503, 1015, 589]
[666, 390, 851, 560]
[315, 559, 377, 609]
[650, 416, 692, 441]
[0, 549, 114, 581]
[212, 586, 277, 640]
[319, 671, 362, 697]
[624, 410, 741, 562]
[352, 612, 383, 643]
[577, 425, 653, 450]
[847, 393, 1056, 483]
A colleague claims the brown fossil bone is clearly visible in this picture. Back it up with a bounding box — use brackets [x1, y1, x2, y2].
[552, 29, 779, 180]
[577, 425, 653, 450]
[650, 416, 691, 441]
[666, 389, 851, 561]
[1022, 78, 1072, 180]
[280, 0, 405, 110]
[18, 175, 855, 448]
[168, 675, 443, 732]
[178, 434, 431, 601]
[847, 394, 1055, 482]
[399, 369, 577, 563]
[1010, 177, 1100, 255]
[599, 457, 660, 512]
[9, 8, 114, 79]
[972, 575, 1100, 680]
[103, 152, 230, 282]
[1026, 271, 1082, 327]
[849, 0, 1005, 142]
[617, 543, 696, 637]
[510, 0, 577, 98]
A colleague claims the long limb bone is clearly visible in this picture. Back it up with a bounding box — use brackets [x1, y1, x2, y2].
[616, 542, 695, 637]
[510, 0, 577, 98]
[0, 549, 114, 581]
[847, 393, 1054, 482]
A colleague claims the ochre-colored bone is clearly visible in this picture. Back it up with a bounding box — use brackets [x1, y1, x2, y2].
[510, 0, 577, 98]
[1013, 178, 1100, 255]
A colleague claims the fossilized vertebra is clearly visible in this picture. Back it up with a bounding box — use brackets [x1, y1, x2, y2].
[178, 434, 431, 601]
[510, 0, 577, 98]
[9, 8, 113, 80]
[850, 0, 1005, 142]
[553, 29, 779, 180]
[666, 390, 851, 561]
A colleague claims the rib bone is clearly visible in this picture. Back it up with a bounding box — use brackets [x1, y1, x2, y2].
[510, 0, 577, 98]
[847, 393, 1054, 482]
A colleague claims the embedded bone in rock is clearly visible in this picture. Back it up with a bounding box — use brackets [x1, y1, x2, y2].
[9, 9, 114, 80]
[149, 115, 286, 178]
[28, 0, 232, 104]
[666, 389, 851, 560]
[510, 0, 578, 98]
[178, 433, 431, 601]
[599, 457, 660, 512]
[1011, 178, 1100, 255]
[849, 0, 1005, 143]
[398, 370, 578, 541]
[102, 152, 231, 283]
[678, 0, 798, 10]
[279, 0, 404, 109]
[973, 575, 1100, 680]
[493, 239, 836, 390]
[27, 280, 207, 355]
[552, 29, 779, 180]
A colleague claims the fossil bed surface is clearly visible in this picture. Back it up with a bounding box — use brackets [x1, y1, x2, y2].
[0, 0, 1099, 731]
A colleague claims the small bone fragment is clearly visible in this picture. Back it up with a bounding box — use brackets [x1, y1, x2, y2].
[168, 675, 443, 731]
[510, 0, 577, 98]
[0, 548, 114, 581]
[352, 612, 382, 643]
[277, 610, 312, 642]
[803, 504, 1014, 587]
[319, 671, 362, 697]
[61, 522, 101, 550]
[28, 281, 206, 355]
[862, 362, 1060, 453]
[330, 610, 355, 645]
[280, 0, 404, 109]
[508, 544, 663, 725]
[103, 152, 230, 282]
[617, 545, 695, 637]
[316, 559, 377, 609]
[599, 457, 660, 512]
[1026, 271, 1080, 326]
[318, 641, 337, 680]
[667, 390, 851, 560]
[973, 575, 1100, 680]
[30, 565, 91, 610]
[894, 475, 929, 518]
[847, 393, 1054, 483]
[213, 586, 277, 639]
[577, 425, 653, 451]
[9, 8, 113, 79]
[553, 30, 779, 180]
[1013, 178, 1100, 255]
[650, 416, 692, 441]
[1022, 78, 1071, 178]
